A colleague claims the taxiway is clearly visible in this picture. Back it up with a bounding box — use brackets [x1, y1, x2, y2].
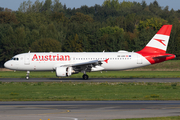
[1, 101, 180, 120]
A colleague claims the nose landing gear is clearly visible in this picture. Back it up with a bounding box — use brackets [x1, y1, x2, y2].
[26, 71, 30, 80]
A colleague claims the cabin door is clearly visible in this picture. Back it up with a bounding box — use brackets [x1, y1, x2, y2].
[137, 54, 142, 64]
[24, 54, 30, 65]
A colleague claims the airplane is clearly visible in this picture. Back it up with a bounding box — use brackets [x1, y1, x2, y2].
[4, 25, 176, 80]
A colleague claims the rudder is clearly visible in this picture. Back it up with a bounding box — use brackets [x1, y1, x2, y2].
[138, 25, 172, 53]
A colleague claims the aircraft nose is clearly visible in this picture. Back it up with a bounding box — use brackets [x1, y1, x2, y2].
[4, 61, 10, 69]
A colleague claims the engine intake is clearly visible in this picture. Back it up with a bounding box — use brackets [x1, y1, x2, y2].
[56, 67, 72, 77]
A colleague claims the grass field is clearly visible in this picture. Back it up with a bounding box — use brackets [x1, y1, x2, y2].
[1, 82, 180, 101]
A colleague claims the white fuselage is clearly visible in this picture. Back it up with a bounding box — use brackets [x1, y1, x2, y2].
[4, 52, 151, 71]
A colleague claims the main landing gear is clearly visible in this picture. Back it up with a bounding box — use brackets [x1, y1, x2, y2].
[26, 71, 30, 80]
[82, 74, 89, 80]
[82, 69, 89, 80]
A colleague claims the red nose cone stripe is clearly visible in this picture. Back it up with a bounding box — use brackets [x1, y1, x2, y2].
[156, 25, 172, 36]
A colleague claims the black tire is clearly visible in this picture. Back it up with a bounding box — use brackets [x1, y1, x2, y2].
[83, 74, 89, 80]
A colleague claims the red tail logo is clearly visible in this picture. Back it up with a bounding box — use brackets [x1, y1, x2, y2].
[154, 39, 166, 46]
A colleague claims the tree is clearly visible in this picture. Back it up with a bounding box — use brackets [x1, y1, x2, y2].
[18, 0, 32, 12]
[31, 0, 43, 12]
[70, 12, 94, 24]
[51, 12, 68, 23]
[63, 34, 83, 52]
[149, 0, 162, 16]
[141, 0, 147, 9]
[0, 7, 4, 11]
[138, 17, 168, 31]
[0, 26, 28, 65]
[102, 0, 120, 10]
[0, 25, 15, 64]
[0, 11, 19, 24]
[41, 0, 52, 13]
[31, 38, 61, 52]
[52, 0, 63, 12]
[99, 26, 124, 36]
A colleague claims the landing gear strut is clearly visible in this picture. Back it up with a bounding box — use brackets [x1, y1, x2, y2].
[82, 74, 89, 80]
[26, 71, 30, 80]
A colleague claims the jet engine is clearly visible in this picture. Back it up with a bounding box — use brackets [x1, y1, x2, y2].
[56, 67, 72, 77]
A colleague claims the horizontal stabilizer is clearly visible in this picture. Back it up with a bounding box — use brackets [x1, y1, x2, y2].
[152, 55, 173, 59]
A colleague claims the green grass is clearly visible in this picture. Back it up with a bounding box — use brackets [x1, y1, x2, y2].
[114, 116, 180, 120]
[0, 71, 180, 78]
[1, 82, 180, 101]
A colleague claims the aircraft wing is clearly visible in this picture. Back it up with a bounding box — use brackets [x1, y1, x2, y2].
[61, 60, 100, 67]
[54, 59, 108, 72]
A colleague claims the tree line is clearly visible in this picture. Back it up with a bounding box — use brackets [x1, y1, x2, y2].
[0, 0, 180, 67]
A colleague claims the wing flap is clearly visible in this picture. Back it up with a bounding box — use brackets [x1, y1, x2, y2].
[61, 60, 99, 67]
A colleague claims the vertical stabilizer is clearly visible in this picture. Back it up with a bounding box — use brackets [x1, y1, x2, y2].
[138, 25, 172, 53]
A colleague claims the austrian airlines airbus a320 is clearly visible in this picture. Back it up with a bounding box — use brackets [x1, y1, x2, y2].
[4, 25, 176, 80]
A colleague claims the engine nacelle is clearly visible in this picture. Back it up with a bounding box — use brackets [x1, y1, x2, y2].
[56, 67, 72, 77]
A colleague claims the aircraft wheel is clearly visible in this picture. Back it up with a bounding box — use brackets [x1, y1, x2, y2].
[26, 71, 30, 80]
[83, 74, 89, 80]
[25, 76, 29, 80]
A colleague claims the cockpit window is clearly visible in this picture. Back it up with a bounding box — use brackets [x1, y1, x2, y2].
[11, 57, 19, 61]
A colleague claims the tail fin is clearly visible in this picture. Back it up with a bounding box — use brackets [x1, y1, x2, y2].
[138, 25, 172, 53]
